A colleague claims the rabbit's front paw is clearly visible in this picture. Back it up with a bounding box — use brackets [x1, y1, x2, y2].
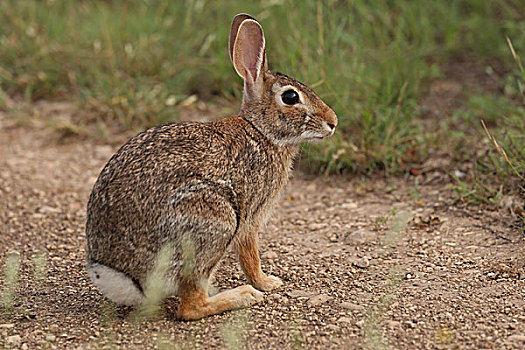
[252, 274, 283, 292]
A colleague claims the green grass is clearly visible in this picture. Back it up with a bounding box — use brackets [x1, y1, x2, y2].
[448, 38, 524, 223]
[0, 0, 523, 195]
[1, 252, 21, 311]
[362, 210, 411, 350]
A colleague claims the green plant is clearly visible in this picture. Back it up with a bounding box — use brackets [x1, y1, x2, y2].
[449, 37, 524, 222]
[1, 252, 21, 311]
[1, 0, 524, 174]
[31, 250, 46, 289]
[408, 178, 421, 202]
[133, 243, 175, 320]
[220, 310, 251, 350]
[362, 210, 411, 349]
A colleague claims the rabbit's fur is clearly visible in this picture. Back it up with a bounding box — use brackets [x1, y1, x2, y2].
[86, 14, 337, 320]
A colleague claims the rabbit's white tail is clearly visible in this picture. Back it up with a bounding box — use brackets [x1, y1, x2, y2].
[87, 262, 143, 306]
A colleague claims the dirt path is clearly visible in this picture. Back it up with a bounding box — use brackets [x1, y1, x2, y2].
[0, 113, 523, 349]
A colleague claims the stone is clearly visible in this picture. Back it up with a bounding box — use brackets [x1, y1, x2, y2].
[507, 334, 525, 342]
[263, 251, 278, 260]
[345, 229, 377, 244]
[6, 335, 21, 346]
[340, 302, 364, 311]
[286, 290, 312, 298]
[386, 320, 401, 329]
[308, 223, 326, 231]
[340, 202, 357, 209]
[308, 294, 331, 306]
[353, 256, 370, 269]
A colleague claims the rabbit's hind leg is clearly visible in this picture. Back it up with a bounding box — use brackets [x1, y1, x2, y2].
[164, 184, 264, 320]
[176, 283, 263, 320]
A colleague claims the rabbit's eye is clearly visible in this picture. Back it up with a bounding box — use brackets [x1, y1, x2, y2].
[281, 90, 299, 105]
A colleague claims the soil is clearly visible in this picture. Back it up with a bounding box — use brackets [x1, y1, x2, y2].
[0, 108, 524, 350]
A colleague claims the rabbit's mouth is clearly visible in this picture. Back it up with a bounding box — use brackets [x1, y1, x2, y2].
[301, 133, 331, 143]
[301, 127, 335, 141]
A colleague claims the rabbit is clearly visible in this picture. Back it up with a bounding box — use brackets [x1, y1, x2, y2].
[86, 13, 337, 320]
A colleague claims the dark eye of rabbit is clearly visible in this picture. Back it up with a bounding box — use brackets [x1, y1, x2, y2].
[281, 89, 300, 105]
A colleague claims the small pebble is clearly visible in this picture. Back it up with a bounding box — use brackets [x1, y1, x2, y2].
[340, 302, 364, 311]
[308, 294, 331, 306]
[337, 317, 352, 324]
[263, 251, 278, 260]
[6, 335, 21, 346]
[353, 256, 370, 269]
[46, 335, 56, 342]
[507, 334, 525, 342]
[386, 320, 401, 328]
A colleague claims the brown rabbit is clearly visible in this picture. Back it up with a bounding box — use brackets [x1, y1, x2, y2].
[86, 13, 337, 320]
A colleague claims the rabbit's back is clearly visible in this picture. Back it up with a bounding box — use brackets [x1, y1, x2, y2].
[86, 116, 297, 286]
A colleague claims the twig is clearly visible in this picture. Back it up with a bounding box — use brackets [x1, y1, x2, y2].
[480, 119, 524, 181]
[506, 36, 524, 76]
[450, 207, 516, 227]
[472, 224, 513, 243]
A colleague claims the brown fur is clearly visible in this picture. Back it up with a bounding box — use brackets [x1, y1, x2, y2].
[177, 283, 263, 320]
[236, 231, 274, 290]
[85, 14, 337, 320]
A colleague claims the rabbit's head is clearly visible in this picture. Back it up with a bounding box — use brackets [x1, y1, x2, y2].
[229, 14, 338, 147]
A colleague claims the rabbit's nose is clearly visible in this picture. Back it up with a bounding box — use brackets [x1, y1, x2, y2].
[324, 108, 338, 131]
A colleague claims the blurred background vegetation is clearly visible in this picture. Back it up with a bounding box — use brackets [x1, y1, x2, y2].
[0, 0, 523, 211]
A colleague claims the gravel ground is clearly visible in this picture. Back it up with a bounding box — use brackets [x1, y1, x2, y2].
[0, 112, 524, 350]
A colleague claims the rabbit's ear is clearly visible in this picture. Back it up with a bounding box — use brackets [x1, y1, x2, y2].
[230, 15, 267, 101]
[229, 14, 256, 61]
